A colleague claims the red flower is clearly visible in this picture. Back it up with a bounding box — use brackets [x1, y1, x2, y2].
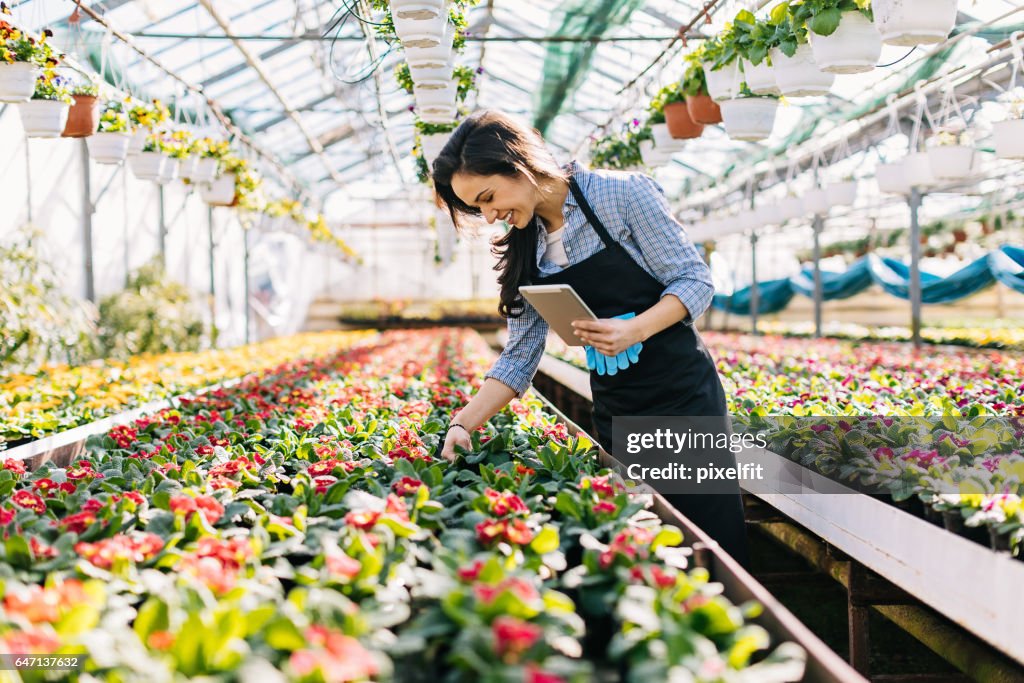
[0, 507, 14, 525]
[313, 475, 338, 494]
[2, 458, 27, 476]
[593, 500, 618, 515]
[584, 474, 618, 498]
[12, 490, 46, 514]
[392, 476, 424, 496]
[1, 628, 61, 654]
[75, 533, 164, 569]
[194, 445, 215, 457]
[148, 631, 176, 650]
[514, 463, 536, 478]
[526, 665, 567, 683]
[32, 478, 59, 496]
[30, 537, 57, 559]
[504, 519, 534, 545]
[169, 494, 224, 525]
[457, 559, 485, 582]
[475, 518, 507, 545]
[484, 488, 529, 517]
[492, 616, 542, 662]
[325, 551, 361, 580]
[344, 510, 380, 530]
[59, 511, 97, 534]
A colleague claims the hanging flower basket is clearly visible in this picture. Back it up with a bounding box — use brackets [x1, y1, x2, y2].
[803, 187, 830, 215]
[639, 139, 673, 167]
[409, 58, 453, 88]
[129, 151, 166, 181]
[685, 94, 722, 124]
[770, 44, 835, 97]
[404, 33, 454, 67]
[872, 0, 958, 47]
[177, 156, 199, 183]
[419, 107, 457, 124]
[902, 151, 936, 188]
[993, 119, 1024, 160]
[650, 123, 685, 152]
[742, 59, 778, 96]
[414, 82, 456, 110]
[393, 14, 447, 49]
[127, 129, 148, 156]
[61, 94, 100, 138]
[0, 62, 40, 103]
[719, 97, 778, 141]
[808, 12, 883, 75]
[778, 196, 805, 222]
[825, 180, 857, 206]
[664, 102, 704, 139]
[86, 132, 131, 164]
[201, 174, 237, 206]
[192, 157, 220, 184]
[755, 203, 784, 226]
[390, 0, 445, 21]
[704, 60, 741, 102]
[18, 99, 70, 138]
[875, 160, 911, 194]
[928, 144, 975, 180]
[420, 132, 450, 169]
[155, 156, 179, 185]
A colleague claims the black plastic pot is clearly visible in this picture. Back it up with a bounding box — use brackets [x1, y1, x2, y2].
[942, 510, 989, 547]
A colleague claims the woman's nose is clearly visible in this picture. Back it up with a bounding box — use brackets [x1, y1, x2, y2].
[485, 207, 499, 224]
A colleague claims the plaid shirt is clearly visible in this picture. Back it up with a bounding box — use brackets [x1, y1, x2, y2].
[488, 161, 714, 396]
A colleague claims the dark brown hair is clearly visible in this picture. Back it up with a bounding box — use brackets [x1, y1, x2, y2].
[432, 110, 566, 318]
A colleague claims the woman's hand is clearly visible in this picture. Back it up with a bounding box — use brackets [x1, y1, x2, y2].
[441, 425, 472, 462]
[572, 317, 645, 356]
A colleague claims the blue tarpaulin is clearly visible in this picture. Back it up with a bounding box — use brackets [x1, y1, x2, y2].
[712, 246, 1021, 316]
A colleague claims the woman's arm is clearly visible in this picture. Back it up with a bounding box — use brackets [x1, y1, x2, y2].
[440, 378, 518, 461]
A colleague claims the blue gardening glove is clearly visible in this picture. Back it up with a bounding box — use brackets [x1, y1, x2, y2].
[584, 313, 643, 376]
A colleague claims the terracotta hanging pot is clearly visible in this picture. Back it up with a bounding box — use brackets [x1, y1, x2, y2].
[663, 102, 704, 139]
[685, 93, 723, 125]
[62, 94, 100, 138]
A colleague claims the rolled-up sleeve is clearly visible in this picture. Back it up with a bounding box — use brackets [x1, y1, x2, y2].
[486, 299, 548, 396]
[622, 174, 714, 323]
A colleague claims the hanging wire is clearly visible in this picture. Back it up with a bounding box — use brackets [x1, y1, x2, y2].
[323, 0, 395, 85]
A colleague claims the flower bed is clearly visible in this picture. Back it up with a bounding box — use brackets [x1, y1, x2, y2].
[544, 331, 1024, 554]
[0, 331, 375, 448]
[0, 328, 805, 681]
[755, 320, 1024, 352]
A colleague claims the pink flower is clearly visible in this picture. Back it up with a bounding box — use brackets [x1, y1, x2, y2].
[492, 616, 541, 662]
[325, 551, 361, 580]
[392, 476, 425, 496]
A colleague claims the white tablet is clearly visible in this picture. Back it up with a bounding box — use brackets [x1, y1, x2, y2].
[519, 284, 598, 346]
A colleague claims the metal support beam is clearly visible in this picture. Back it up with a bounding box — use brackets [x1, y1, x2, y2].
[208, 206, 217, 346]
[81, 141, 95, 303]
[158, 185, 167, 267]
[812, 214, 824, 338]
[750, 231, 759, 336]
[908, 188, 923, 349]
[243, 223, 251, 344]
[196, 0, 343, 185]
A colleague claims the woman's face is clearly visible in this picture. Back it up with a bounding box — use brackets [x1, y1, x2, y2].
[450, 172, 539, 229]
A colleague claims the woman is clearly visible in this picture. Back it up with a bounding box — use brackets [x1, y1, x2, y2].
[432, 110, 750, 568]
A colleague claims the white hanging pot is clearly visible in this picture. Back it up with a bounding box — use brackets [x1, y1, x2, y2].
[808, 11, 883, 75]
[192, 157, 220, 184]
[872, 0, 958, 47]
[639, 139, 673, 167]
[719, 97, 778, 141]
[127, 129, 148, 155]
[86, 131, 131, 165]
[390, 0, 445, 21]
[770, 44, 836, 97]
[420, 131, 450, 168]
[155, 155, 179, 185]
[903, 151, 936, 188]
[18, 100, 70, 138]
[393, 14, 447, 48]
[704, 60, 741, 102]
[409, 59, 453, 88]
[993, 119, 1024, 160]
[650, 123, 685, 151]
[928, 145, 975, 180]
[418, 107, 457, 124]
[404, 31, 454, 67]
[756, 204, 784, 227]
[129, 151, 166, 181]
[804, 187, 830, 215]
[779, 196, 805, 222]
[0, 62, 41, 103]
[875, 160, 910, 195]
[178, 156, 199, 182]
[201, 173, 237, 206]
[825, 180, 857, 206]
[414, 82, 456, 110]
[742, 59, 778, 96]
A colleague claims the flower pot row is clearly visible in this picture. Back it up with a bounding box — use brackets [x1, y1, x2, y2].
[876, 146, 986, 195]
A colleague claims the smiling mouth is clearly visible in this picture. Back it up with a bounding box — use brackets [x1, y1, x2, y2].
[503, 210, 514, 224]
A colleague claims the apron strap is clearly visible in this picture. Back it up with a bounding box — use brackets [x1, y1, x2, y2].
[568, 176, 616, 250]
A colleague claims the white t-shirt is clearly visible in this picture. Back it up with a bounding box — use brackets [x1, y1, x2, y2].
[543, 226, 569, 268]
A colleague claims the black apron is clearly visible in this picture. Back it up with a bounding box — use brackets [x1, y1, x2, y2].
[528, 176, 750, 568]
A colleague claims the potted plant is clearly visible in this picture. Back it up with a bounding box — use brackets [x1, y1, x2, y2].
[927, 126, 975, 181]
[902, 149, 936, 188]
[86, 99, 132, 164]
[681, 54, 722, 124]
[129, 133, 167, 181]
[875, 158, 911, 195]
[701, 34, 741, 102]
[778, 192, 805, 221]
[390, 0, 445, 21]
[192, 137, 228, 184]
[731, 10, 780, 95]
[0, 23, 57, 102]
[417, 118, 457, 174]
[719, 85, 780, 141]
[872, 0, 958, 47]
[127, 99, 170, 155]
[768, 4, 835, 97]
[414, 80, 456, 111]
[62, 78, 100, 137]
[165, 130, 196, 182]
[17, 70, 71, 138]
[651, 82, 703, 140]
[588, 129, 643, 171]
[825, 176, 857, 205]
[993, 97, 1024, 160]
[791, 0, 881, 74]
[803, 184, 830, 215]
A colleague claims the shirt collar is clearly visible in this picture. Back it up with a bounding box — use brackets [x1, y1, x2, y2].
[563, 160, 584, 209]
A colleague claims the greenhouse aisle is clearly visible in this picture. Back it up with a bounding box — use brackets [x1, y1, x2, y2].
[3, 1, 1024, 682]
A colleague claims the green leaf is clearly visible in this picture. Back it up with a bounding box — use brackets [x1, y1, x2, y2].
[808, 8, 842, 36]
[134, 598, 170, 641]
[529, 525, 560, 554]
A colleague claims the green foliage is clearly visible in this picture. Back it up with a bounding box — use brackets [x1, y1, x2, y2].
[97, 100, 129, 133]
[789, 0, 873, 37]
[681, 50, 708, 97]
[31, 70, 71, 103]
[589, 127, 643, 170]
[96, 259, 207, 359]
[0, 226, 97, 371]
[394, 61, 414, 94]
